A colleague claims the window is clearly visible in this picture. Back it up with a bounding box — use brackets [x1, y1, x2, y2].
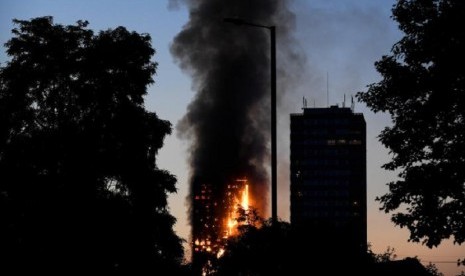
[349, 139, 361, 145]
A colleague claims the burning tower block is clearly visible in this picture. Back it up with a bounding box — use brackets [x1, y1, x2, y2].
[192, 178, 250, 264]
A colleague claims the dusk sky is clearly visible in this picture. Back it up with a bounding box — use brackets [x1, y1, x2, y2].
[1, 1, 463, 275]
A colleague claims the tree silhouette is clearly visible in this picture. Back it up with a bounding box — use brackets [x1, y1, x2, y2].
[216, 219, 292, 276]
[0, 16, 183, 274]
[357, 0, 465, 251]
[368, 245, 397, 263]
[216, 209, 369, 275]
[425, 262, 444, 276]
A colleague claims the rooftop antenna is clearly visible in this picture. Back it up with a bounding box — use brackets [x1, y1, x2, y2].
[326, 72, 329, 107]
[351, 95, 355, 112]
[343, 94, 346, 108]
[302, 96, 308, 109]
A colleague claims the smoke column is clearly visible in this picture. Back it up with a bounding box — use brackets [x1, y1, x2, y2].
[170, 0, 302, 223]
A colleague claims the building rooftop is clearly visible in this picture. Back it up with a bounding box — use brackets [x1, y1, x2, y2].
[291, 105, 364, 118]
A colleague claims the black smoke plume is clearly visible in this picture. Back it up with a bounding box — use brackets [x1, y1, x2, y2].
[171, 0, 300, 222]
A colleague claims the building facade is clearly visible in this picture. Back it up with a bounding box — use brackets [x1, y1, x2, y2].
[191, 177, 250, 273]
[290, 106, 366, 252]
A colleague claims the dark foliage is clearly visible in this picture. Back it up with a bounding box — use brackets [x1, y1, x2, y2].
[0, 16, 183, 274]
[216, 220, 293, 276]
[357, 0, 465, 250]
[216, 220, 437, 276]
[216, 214, 369, 275]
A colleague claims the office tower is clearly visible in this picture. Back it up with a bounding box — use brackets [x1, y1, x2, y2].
[290, 105, 366, 252]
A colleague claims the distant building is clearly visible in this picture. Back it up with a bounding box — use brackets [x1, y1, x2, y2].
[290, 105, 366, 252]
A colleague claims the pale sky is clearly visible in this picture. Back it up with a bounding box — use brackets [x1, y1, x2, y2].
[0, 1, 463, 275]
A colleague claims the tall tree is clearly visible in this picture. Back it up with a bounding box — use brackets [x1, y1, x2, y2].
[357, 0, 465, 250]
[0, 16, 183, 274]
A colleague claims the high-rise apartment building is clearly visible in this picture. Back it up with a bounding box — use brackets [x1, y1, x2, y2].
[290, 106, 366, 252]
[191, 177, 249, 274]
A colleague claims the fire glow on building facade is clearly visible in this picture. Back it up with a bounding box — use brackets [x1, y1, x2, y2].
[192, 178, 251, 261]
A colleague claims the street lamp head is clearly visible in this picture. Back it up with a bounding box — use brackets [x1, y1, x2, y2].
[223, 18, 245, 25]
[223, 17, 272, 29]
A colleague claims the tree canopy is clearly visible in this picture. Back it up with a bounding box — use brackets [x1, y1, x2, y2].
[0, 16, 183, 274]
[357, 0, 465, 249]
[215, 210, 369, 275]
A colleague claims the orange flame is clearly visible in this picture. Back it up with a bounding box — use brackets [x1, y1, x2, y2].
[224, 179, 250, 238]
[195, 178, 252, 261]
[241, 184, 249, 211]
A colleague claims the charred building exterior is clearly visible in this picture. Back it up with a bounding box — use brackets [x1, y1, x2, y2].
[290, 106, 366, 252]
[192, 180, 220, 254]
[192, 177, 250, 273]
[191, 178, 222, 274]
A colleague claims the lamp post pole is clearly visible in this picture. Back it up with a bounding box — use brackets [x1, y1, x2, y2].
[224, 18, 277, 224]
[269, 26, 277, 225]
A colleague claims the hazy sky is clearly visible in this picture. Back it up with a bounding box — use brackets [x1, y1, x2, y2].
[0, 1, 463, 275]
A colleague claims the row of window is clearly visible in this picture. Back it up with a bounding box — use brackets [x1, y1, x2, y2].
[293, 199, 351, 207]
[297, 118, 353, 126]
[293, 159, 360, 166]
[292, 179, 351, 186]
[291, 139, 363, 146]
[298, 210, 353, 218]
[290, 128, 362, 136]
[294, 148, 351, 155]
[294, 190, 350, 197]
[292, 169, 356, 177]
[327, 139, 362, 145]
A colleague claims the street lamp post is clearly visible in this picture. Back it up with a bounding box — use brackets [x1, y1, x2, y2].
[224, 18, 277, 224]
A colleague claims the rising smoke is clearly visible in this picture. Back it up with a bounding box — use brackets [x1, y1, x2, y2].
[170, 0, 304, 220]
